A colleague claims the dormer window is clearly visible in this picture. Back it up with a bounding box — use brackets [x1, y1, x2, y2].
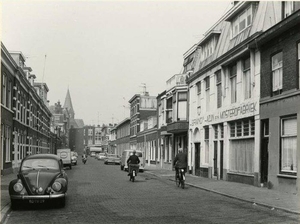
[231, 5, 253, 38]
[282, 1, 300, 19]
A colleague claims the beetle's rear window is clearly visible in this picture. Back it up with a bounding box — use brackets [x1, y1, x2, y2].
[22, 159, 59, 171]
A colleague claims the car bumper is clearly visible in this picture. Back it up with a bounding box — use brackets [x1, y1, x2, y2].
[11, 193, 66, 200]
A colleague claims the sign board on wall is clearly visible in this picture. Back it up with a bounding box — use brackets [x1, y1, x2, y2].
[190, 100, 258, 127]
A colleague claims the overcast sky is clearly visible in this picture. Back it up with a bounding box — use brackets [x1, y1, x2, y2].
[2, 0, 232, 126]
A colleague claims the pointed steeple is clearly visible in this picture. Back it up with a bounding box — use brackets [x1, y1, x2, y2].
[63, 89, 75, 119]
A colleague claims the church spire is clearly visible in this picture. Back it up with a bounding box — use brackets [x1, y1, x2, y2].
[63, 88, 75, 118]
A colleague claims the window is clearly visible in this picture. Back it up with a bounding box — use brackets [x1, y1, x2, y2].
[196, 81, 201, 115]
[282, 1, 300, 18]
[216, 70, 222, 108]
[205, 77, 210, 111]
[298, 42, 300, 89]
[178, 92, 187, 120]
[166, 98, 173, 123]
[2, 73, 6, 106]
[204, 126, 209, 164]
[7, 80, 11, 109]
[272, 52, 283, 94]
[243, 57, 251, 99]
[231, 5, 253, 38]
[229, 63, 237, 103]
[281, 116, 297, 173]
[230, 118, 255, 138]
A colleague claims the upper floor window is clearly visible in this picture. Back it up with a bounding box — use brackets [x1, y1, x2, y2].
[272, 52, 283, 94]
[205, 77, 210, 111]
[196, 81, 201, 115]
[201, 38, 216, 61]
[178, 92, 187, 121]
[282, 1, 300, 18]
[215, 70, 222, 108]
[2, 73, 6, 106]
[243, 57, 251, 99]
[231, 5, 253, 38]
[229, 63, 237, 103]
[298, 42, 300, 89]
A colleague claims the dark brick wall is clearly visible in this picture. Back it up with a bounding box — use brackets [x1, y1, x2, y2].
[260, 24, 300, 98]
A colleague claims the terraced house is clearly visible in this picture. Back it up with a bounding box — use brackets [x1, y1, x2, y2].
[1, 43, 52, 174]
[186, 1, 299, 192]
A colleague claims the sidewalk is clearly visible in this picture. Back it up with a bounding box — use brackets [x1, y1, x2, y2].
[145, 167, 300, 215]
[1, 172, 15, 224]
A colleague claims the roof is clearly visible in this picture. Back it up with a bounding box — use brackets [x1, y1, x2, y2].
[25, 154, 60, 161]
[63, 89, 75, 116]
[75, 119, 85, 128]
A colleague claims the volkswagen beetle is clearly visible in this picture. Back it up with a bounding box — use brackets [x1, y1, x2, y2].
[9, 154, 68, 209]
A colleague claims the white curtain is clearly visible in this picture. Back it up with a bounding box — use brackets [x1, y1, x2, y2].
[230, 139, 254, 174]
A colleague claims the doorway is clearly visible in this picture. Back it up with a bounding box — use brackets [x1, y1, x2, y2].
[213, 141, 218, 177]
[261, 138, 269, 186]
[194, 143, 200, 176]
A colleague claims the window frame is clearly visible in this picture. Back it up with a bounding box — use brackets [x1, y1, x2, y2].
[243, 57, 251, 99]
[280, 115, 297, 175]
[271, 51, 283, 94]
[215, 70, 222, 108]
[231, 4, 253, 38]
[229, 63, 237, 103]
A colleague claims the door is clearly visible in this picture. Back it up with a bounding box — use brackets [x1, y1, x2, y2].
[220, 141, 224, 180]
[213, 141, 218, 177]
[261, 138, 269, 186]
[194, 143, 200, 176]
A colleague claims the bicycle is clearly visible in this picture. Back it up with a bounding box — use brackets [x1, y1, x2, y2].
[175, 168, 185, 189]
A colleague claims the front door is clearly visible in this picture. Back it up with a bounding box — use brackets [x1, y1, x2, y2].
[194, 143, 200, 176]
[220, 140, 224, 180]
[261, 138, 269, 186]
[213, 141, 218, 177]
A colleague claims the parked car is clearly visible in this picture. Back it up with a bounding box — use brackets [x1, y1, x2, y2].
[9, 154, 68, 209]
[57, 148, 72, 169]
[104, 154, 121, 165]
[90, 152, 96, 157]
[71, 151, 78, 165]
[97, 153, 107, 160]
[121, 149, 144, 172]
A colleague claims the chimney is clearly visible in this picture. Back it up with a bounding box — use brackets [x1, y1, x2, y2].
[29, 74, 36, 86]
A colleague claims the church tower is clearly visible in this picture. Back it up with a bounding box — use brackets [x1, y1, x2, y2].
[63, 89, 75, 119]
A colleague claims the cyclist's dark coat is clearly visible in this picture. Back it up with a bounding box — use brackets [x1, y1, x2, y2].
[127, 154, 140, 164]
[173, 152, 187, 169]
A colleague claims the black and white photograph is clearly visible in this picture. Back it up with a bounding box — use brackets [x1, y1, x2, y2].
[1, 0, 300, 223]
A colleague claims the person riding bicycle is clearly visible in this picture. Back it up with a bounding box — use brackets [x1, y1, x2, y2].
[173, 147, 187, 180]
[127, 150, 140, 176]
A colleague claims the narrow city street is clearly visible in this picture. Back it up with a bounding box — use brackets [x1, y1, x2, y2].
[4, 157, 299, 224]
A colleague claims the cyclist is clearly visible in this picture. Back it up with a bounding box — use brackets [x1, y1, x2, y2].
[173, 147, 187, 181]
[127, 150, 140, 178]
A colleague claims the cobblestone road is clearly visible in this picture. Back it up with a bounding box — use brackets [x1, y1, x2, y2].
[4, 157, 300, 224]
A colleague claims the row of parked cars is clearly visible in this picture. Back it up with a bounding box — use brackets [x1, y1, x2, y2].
[91, 150, 145, 172]
[90, 152, 121, 165]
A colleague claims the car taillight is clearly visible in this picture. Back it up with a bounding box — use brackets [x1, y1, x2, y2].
[13, 182, 23, 192]
[52, 182, 62, 192]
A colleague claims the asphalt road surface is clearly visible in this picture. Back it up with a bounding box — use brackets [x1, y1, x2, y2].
[4, 157, 300, 224]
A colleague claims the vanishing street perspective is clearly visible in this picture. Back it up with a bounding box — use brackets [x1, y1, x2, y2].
[1, 1, 300, 224]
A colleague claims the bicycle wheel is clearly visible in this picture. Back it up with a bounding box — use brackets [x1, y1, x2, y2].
[181, 179, 185, 189]
[175, 175, 180, 187]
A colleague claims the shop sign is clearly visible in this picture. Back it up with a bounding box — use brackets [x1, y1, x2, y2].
[190, 101, 257, 127]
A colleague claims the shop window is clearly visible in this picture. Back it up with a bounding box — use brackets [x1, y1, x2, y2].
[220, 124, 224, 139]
[272, 52, 283, 95]
[281, 116, 297, 174]
[230, 118, 255, 138]
[214, 126, 218, 139]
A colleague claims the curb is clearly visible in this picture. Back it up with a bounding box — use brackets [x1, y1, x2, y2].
[145, 171, 300, 215]
[1, 203, 11, 224]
